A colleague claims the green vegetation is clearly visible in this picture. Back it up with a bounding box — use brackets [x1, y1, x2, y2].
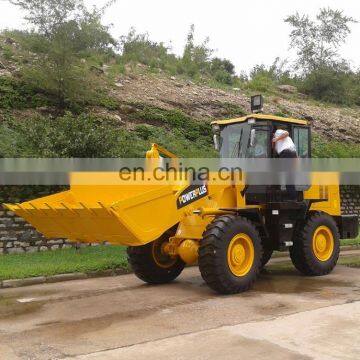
[338, 256, 360, 268]
[341, 230, 360, 246]
[0, 76, 49, 109]
[0, 113, 121, 157]
[1, 235, 358, 281]
[119, 24, 239, 87]
[312, 134, 360, 158]
[341, 238, 360, 247]
[8, 0, 116, 111]
[285, 8, 359, 105]
[0, 245, 128, 281]
[0, 107, 215, 158]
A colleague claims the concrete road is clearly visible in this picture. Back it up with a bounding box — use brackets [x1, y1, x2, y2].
[0, 264, 359, 360]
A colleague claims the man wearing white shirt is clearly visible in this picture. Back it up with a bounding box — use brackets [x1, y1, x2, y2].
[272, 128, 298, 200]
[272, 128, 297, 158]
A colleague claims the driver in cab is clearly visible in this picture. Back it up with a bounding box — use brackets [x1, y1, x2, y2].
[272, 128, 297, 159]
[272, 127, 298, 200]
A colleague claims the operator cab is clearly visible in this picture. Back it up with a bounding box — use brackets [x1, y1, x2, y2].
[212, 120, 310, 160]
[211, 96, 312, 203]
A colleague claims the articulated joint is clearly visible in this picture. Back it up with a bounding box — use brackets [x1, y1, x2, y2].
[164, 238, 199, 265]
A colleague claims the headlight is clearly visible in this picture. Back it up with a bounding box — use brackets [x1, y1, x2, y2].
[251, 95, 263, 113]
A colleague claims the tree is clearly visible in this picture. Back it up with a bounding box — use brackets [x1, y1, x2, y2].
[285, 8, 357, 73]
[8, 0, 117, 111]
[181, 25, 214, 78]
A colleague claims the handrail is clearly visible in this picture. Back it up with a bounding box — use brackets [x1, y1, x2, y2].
[146, 143, 178, 159]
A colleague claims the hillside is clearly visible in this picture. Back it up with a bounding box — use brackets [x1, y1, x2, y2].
[0, 34, 359, 159]
[105, 70, 360, 143]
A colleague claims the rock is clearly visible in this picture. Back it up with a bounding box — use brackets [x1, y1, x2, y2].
[302, 115, 315, 121]
[37, 106, 51, 114]
[112, 115, 124, 124]
[46, 273, 87, 283]
[0, 69, 12, 77]
[119, 104, 137, 114]
[115, 82, 124, 88]
[90, 65, 104, 75]
[101, 64, 110, 75]
[277, 85, 297, 94]
[170, 76, 176, 80]
[2, 277, 46, 288]
[7, 248, 25, 254]
[4, 37, 15, 45]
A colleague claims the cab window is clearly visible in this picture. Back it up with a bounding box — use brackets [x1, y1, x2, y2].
[246, 126, 269, 158]
[293, 127, 310, 158]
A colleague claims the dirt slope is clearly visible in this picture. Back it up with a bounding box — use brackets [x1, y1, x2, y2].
[107, 72, 360, 143]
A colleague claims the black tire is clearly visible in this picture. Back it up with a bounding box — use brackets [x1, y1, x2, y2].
[127, 234, 185, 285]
[261, 245, 274, 268]
[199, 215, 263, 294]
[290, 212, 340, 276]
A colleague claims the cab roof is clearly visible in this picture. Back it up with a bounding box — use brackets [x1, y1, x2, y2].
[211, 113, 309, 126]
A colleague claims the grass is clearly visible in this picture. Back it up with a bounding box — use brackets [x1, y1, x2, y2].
[341, 238, 360, 246]
[338, 256, 360, 268]
[267, 255, 360, 273]
[341, 228, 360, 246]
[0, 245, 129, 281]
[0, 230, 358, 282]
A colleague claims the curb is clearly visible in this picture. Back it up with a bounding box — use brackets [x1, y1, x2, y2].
[0, 268, 131, 289]
[0, 245, 359, 289]
[271, 244, 360, 259]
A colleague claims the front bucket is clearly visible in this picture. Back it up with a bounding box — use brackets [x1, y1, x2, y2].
[5, 185, 182, 246]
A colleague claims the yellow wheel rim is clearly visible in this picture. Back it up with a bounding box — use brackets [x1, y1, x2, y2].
[227, 233, 255, 277]
[312, 226, 334, 262]
[152, 239, 177, 269]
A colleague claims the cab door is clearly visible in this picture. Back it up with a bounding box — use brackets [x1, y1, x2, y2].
[293, 126, 311, 158]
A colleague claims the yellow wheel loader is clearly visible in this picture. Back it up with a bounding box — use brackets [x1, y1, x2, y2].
[5, 96, 359, 294]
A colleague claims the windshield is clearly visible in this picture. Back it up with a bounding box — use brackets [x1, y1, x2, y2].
[219, 123, 251, 158]
[219, 123, 269, 158]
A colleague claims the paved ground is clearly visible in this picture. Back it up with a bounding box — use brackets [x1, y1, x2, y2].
[0, 263, 359, 360]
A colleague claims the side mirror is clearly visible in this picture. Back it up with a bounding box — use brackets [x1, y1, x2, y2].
[213, 134, 220, 151]
[250, 129, 256, 147]
[212, 125, 221, 151]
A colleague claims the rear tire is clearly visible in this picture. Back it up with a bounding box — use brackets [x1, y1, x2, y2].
[127, 234, 185, 284]
[290, 212, 340, 276]
[199, 215, 263, 294]
[261, 245, 273, 268]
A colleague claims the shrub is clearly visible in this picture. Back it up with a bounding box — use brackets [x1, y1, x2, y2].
[0, 113, 121, 157]
[300, 67, 359, 105]
[120, 28, 178, 73]
[130, 105, 213, 144]
[0, 76, 49, 109]
[312, 134, 360, 158]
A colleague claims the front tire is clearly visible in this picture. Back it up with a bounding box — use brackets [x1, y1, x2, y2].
[290, 212, 340, 276]
[199, 215, 263, 294]
[127, 234, 185, 284]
